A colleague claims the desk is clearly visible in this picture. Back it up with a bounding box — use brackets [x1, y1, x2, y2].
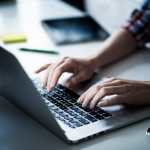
[0, 0, 150, 150]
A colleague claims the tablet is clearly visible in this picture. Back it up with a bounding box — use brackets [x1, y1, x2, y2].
[42, 16, 109, 45]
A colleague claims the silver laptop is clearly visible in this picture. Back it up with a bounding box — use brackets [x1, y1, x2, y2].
[0, 46, 150, 144]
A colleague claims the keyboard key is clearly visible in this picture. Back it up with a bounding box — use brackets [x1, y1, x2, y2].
[64, 103, 73, 107]
[79, 111, 87, 116]
[56, 91, 64, 95]
[64, 109, 72, 113]
[70, 112, 77, 116]
[74, 108, 82, 113]
[69, 125, 76, 129]
[65, 96, 73, 101]
[70, 119, 78, 123]
[80, 107, 86, 110]
[68, 91, 79, 99]
[56, 84, 66, 90]
[69, 99, 77, 103]
[93, 106, 101, 111]
[64, 121, 70, 125]
[103, 113, 112, 118]
[57, 84, 80, 99]
[89, 111, 97, 116]
[79, 118, 90, 125]
[50, 99, 57, 104]
[74, 122, 83, 127]
[54, 109, 63, 114]
[60, 93, 68, 98]
[43, 94, 49, 99]
[43, 88, 49, 93]
[55, 102, 63, 107]
[85, 115, 97, 122]
[97, 109, 106, 114]
[70, 106, 78, 110]
[55, 96, 63, 101]
[47, 102, 54, 107]
[74, 103, 82, 107]
[50, 111, 55, 115]
[54, 114, 60, 118]
[44, 100, 49, 104]
[78, 104, 83, 108]
[74, 115, 82, 120]
[39, 91, 45, 96]
[64, 89, 80, 99]
[52, 87, 58, 92]
[64, 115, 72, 120]
[84, 108, 91, 113]
[59, 118, 65, 122]
[95, 115, 104, 120]
[47, 96, 54, 101]
[60, 100, 68, 103]
[49, 106, 58, 110]
[59, 112, 68, 117]
[50, 93, 58, 98]
[59, 105, 67, 110]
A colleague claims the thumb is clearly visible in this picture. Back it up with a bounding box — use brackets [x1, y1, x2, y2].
[66, 73, 85, 87]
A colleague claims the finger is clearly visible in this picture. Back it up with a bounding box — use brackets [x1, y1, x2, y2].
[100, 77, 117, 84]
[80, 81, 128, 108]
[102, 77, 136, 85]
[82, 86, 100, 108]
[41, 66, 51, 89]
[91, 86, 128, 108]
[98, 95, 125, 107]
[49, 61, 72, 90]
[47, 59, 66, 91]
[34, 64, 51, 74]
[77, 85, 95, 103]
[77, 81, 123, 104]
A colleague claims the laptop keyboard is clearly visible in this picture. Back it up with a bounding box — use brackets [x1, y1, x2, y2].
[32, 80, 113, 129]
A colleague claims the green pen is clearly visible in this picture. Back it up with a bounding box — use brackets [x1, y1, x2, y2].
[19, 48, 59, 54]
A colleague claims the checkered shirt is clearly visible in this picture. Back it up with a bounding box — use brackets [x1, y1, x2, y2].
[124, 0, 150, 47]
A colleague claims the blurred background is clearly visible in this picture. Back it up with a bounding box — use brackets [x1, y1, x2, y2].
[0, 0, 144, 76]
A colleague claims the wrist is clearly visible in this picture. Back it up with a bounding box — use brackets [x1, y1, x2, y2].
[84, 56, 100, 71]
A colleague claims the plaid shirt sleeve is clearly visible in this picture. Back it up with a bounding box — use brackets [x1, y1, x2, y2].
[123, 0, 150, 47]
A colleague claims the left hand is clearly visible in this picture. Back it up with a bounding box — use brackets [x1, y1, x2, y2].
[77, 77, 150, 109]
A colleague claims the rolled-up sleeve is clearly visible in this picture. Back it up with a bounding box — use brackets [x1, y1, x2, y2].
[123, 0, 150, 47]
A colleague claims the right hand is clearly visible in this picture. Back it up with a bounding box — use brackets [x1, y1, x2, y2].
[34, 57, 95, 91]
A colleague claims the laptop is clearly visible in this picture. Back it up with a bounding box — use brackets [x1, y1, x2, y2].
[0, 46, 150, 144]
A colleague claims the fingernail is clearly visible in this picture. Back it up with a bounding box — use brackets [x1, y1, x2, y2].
[77, 99, 80, 103]
[90, 104, 94, 109]
[99, 102, 104, 107]
[82, 102, 86, 108]
[49, 86, 52, 92]
[77, 98, 82, 103]
[50, 82, 55, 88]
[47, 87, 50, 92]
[41, 83, 44, 88]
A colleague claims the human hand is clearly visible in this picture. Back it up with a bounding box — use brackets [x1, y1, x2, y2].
[35, 57, 95, 91]
[77, 77, 150, 109]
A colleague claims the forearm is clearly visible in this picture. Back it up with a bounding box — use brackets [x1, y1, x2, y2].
[86, 28, 138, 70]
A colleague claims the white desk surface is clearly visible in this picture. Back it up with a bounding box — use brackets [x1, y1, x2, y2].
[0, 0, 150, 150]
